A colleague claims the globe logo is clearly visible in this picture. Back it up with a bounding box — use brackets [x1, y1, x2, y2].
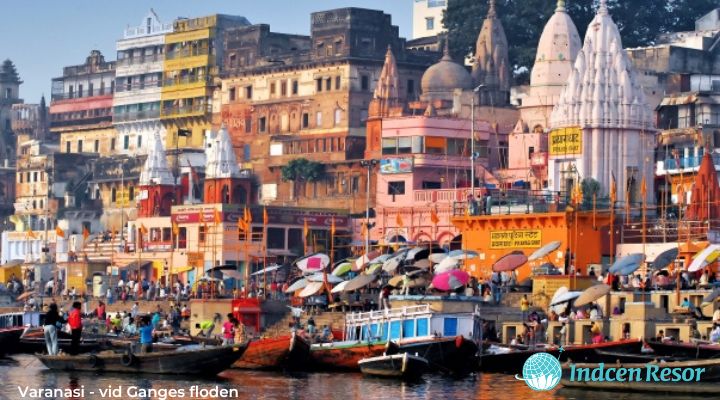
[515, 352, 562, 391]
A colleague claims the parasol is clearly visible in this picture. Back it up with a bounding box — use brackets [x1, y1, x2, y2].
[448, 249, 479, 260]
[434, 256, 460, 274]
[221, 270, 243, 280]
[688, 244, 720, 272]
[15, 291, 35, 301]
[343, 273, 378, 292]
[331, 280, 350, 293]
[251, 264, 283, 276]
[382, 254, 405, 273]
[492, 252, 528, 272]
[285, 278, 308, 293]
[369, 254, 393, 264]
[550, 286, 569, 314]
[365, 263, 383, 275]
[702, 287, 720, 305]
[528, 241, 562, 261]
[431, 270, 470, 291]
[651, 248, 679, 270]
[405, 247, 428, 261]
[573, 284, 611, 307]
[413, 259, 432, 269]
[307, 273, 343, 284]
[609, 253, 645, 275]
[331, 262, 353, 277]
[429, 253, 448, 264]
[354, 250, 381, 271]
[298, 281, 324, 298]
[296, 253, 330, 273]
[549, 290, 582, 306]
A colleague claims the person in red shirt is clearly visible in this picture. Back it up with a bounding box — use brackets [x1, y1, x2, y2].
[67, 301, 83, 354]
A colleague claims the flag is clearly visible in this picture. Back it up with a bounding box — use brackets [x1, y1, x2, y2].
[172, 222, 179, 236]
[430, 208, 440, 226]
[237, 219, 248, 233]
[214, 209, 222, 224]
[263, 207, 269, 226]
[26, 228, 37, 239]
[396, 211, 404, 227]
[139, 224, 148, 235]
[82, 226, 90, 240]
[361, 220, 367, 238]
[244, 207, 253, 225]
[55, 226, 65, 238]
[640, 176, 647, 201]
[303, 218, 309, 238]
[610, 172, 617, 203]
[572, 183, 583, 205]
[330, 216, 336, 236]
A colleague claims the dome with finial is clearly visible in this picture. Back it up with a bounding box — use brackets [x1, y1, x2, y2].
[531, 0, 581, 88]
[421, 40, 473, 97]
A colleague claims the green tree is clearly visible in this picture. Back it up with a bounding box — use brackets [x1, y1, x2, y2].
[281, 158, 325, 199]
[443, 0, 718, 84]
[580, 177, 601, 209]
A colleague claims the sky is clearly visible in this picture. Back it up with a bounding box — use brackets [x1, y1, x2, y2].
[0, 0, 413, 103]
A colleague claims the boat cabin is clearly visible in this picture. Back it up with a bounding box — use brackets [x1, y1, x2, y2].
[343, 304, 482, 343]
[0, 311, 43, 328]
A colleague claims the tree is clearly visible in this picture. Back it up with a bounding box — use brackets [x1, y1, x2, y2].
[581, 177, 602, 209]
[281, 158, 326, 199]
[443, 0, 718, 85]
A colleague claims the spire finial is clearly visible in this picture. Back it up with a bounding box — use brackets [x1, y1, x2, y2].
[556, 0, 566, 12]
[598, 0, 609, 15]
[488, 0, 497, 18]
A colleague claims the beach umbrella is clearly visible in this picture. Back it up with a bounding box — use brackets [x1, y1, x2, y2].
[307, 273, 343, 284]
[332, 262, 353, 277]
[434, 256, 460, 274]
[549, 290, 582, 307]
[285, 278, 308, 293]
[702, 287, 720, 305]
[251, 264, 283, 276]
[296, 253, 330, 273]
[407, 276, 429, 289]
[354, 250, 381, 271]
[431, 270, 470, 291]
[492, 252, 528, 272]
[405, 247, 428, 261]
[651, 248, 679, 270]
[382, 254, 405, 273]
[365, 263, 383, 275]
[689, 244, 720, 272]
[343, 273, 378, 292]
[429, 253, 448, 264]
[369, 254, 393, 264]
[221, 270, 243, 280]
[528, 241, 562, 262]
[331, 280, 350, 293]
[550, 286, 569, 314]
[609, 253, 645, 275]
[388, 275, 405, 287]
[414, 259, 432, 269]
[449, 249, 479, 260]
[574, 284, 611, 307]
[298, 281, 324, 298]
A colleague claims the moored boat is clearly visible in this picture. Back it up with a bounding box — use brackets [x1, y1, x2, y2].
[36, 343, 247, 375]
[310, 340, 392, 370]
[593, 349, 686, 363]
[233, 332, 310, 370]
[19, 326, 103, 354]
[1, 311, 41, 355]
[646, 340, 720, 360]
[394, 335, 478, 375]
[359, 352, 428, 380]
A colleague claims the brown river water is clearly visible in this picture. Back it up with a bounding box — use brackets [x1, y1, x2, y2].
[0, 354, 707, 400]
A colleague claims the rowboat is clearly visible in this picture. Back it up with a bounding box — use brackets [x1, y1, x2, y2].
[19, 326, 103, 354]
[359, 353, 428, 380]
[646, 340, 720, 359]
[0, 327, 24, 355]
[233, 332, 310, 370]
[560, 359, 720, 393]
[310, 340, 396, 370]
[36, 343, 247, 375]
[394, 336, 478, 375]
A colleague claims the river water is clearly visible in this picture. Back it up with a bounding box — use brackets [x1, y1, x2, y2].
[0, 355, 705, 400]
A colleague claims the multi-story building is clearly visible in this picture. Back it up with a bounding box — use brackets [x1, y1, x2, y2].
[216, 8, 433, 214]
[50, 50, 117, 156]
[113, 10, 173, 156]
[160, 14, 250, 155]
[412, 0, 446, 40]
[0, 59, 22, 167]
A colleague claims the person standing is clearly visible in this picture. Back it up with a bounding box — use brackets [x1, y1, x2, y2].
[138, 318, 154, 353]
[520, 295, 530, 321]
[43, 303, 63, 355]
[131, 302, 139, 319]
[67, 301, 83, 355]
[222, 314, 236, 346]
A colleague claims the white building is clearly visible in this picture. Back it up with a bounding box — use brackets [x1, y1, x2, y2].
[548, 0, 655, 205]
[113, 10, 173, 156]
[412, 0, 446, 39]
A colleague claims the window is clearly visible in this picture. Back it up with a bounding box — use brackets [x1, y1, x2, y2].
[267, 227, 286, 249]
[128, 186, 135, 201]
[397, 137, 412, 154]
[280, 81, 287, 96]
[243, 144, 250, 161]
[245, 86, 253, 99]
[412, 136, 424, 153]
[18, 173, 22, 183]
[335, 76, 341, 90]
[361, 75, 369, 91]
[244, 117, 252, 134]
[123, 135, 130, 150]
[77, 140, 83, 153]
[325, 78, 332, 91]
[270, 82, 276, 95]
[259, 117, 267, 132]
[425, 136, 446, 154]
[78, 84, 84, 98]
[382, 138, 397, 155]
[422, 181, 442, 189]
[302, 113, 309, 128]
[292, 80, 298, 95]
[316, 111, 322, 127]
[407, 79, 415, 95]
[229, 87, 236, 101]
[66, 141, 71, 153]
[94, 140, 100, 153]
[199, 225, 206, 242]
[351, 176, 360, 194]
[111, 187, 117, 202]
[33, 172, 38, 182]
[388, 181, 405, 197]
[137, 135, 142, 149]
[111, 138, 116, 150]
[334, 109, 342, 126]
[4, 88, 11, 99]
[425, 17, 435, 31]
[316, 78, 322, 92]
[528, 146, 535, 159]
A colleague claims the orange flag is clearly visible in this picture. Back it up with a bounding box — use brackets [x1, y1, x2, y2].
[610, 173, 617, 203]
[330, 216, 336, 236]
[303, 218, 309, 238]
[82, 226, 90, 240]
[244, 207, 253, 225]
[55, 226, 65, 238]
[26, 228, 37, 239]
[214, 209, 222, 224]
[396, 211, 404, 227]
[430, 208, 440, 226]
[263, 207, 269, 226]
[640, 176, 647, 201]
[172, 222, 179, 236]
[361, 219, 367, 238]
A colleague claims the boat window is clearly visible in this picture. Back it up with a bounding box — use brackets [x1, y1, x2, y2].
[402, 319, 415, 338]
[443, 317, 458, 336]
[390, 321, 401, 340]
[417, 318, 429, 337]
[370, 323, 378, 339]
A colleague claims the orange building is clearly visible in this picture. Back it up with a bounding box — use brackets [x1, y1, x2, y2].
[452, 209, 611, 282]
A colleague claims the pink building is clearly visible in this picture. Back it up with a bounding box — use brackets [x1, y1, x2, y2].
[372, 116, 494, 246]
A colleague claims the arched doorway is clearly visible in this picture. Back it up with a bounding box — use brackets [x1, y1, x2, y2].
[232, 185, 247, 205]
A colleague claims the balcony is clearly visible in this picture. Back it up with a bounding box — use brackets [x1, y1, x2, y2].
[116, 53, 162, 66]
[162, 75, 210, 88]
[161, 103, 211, 118]
[115, 81, 162, 93]
[113, 109, 161, 123]
[449, 189, 574, 216]
[657, 154, 720, 174]
[51, 88, 113, 101]
[165, 47, 210, 60]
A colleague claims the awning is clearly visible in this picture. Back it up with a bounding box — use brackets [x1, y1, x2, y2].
[658, 93, 698, 108]
[172, 266, 194, 274]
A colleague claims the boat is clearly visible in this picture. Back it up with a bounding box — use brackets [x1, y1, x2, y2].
[0, 312, 29, 355]
[310, 304, 482, 373]
[560, 359, 720, 393]
[358, 352, 428, 380]
[233, 332, 310, 370]
[36, 343, 247, 375]
[479, 339, 642, 374]
[19, 326, 103, 354]
[593, 349, 686, 363]
[646, 340, 720, 359]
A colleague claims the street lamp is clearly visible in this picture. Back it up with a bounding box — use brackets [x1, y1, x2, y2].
[360, 159, 378, 256]
[471, 85, 484, 197]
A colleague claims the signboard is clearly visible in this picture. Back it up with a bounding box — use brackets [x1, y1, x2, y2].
[549, 127, 582, 157]
[171, 205, 349, 227]
[187, 252, 204, 268]
[380, 158, 413, 174]
[92, 157, 144, 182]
[490, 230, 542, 249]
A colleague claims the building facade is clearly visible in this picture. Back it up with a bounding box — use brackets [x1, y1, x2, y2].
[412, 0, 446, 40]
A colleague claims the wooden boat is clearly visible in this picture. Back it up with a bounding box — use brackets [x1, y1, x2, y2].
[560, 359, 720, 393]
[36, 343, 247, 375]
[19, 327, 103, 354]
[0, 327, 24, 355]
[310, 340, 393, 370]
[233, 332, 310, 370]
[395, 336, 478, 375]
[593, 349, 686, 363]
[358, 352, 428, 380]
[479, 339, 641, 374]
[647, 340, 720, 359]
[1, 311, 42, 355]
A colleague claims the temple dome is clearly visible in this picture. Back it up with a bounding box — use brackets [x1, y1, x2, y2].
[531, 0, 581, 88]
[421, 48, 473, 95]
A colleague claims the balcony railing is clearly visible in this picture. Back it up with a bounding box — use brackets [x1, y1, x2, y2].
[113, 109, 160, 122]
[116, 53, 162, 66]
[661, 154, 720, 170]
[161, 103, 211, 117]
[115, 81, 162, 93]
[450, 189, 573, 216]
[51, 89, 113, 101]
[165, 47, 210, 60]
[163, 75, 210, 87]
[50, 113, 112, 128]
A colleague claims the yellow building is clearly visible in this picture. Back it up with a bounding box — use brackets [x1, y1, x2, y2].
[160, 14, 250, 151]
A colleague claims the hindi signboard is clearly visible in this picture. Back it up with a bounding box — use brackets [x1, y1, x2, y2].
[380, 158, 413, 174]
[490, 230, 542, 249]
[549, 127, 582, 157]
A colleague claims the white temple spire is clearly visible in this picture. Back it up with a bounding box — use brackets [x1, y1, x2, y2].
[139, 131, 175, 186]
[205, 124, 241, 179]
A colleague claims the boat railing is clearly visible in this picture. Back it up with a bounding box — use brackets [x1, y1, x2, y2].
[345, 304, 431, 325]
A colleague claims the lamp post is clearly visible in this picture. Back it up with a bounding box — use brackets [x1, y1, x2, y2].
[471, 85, 484, 197]
[360, 159, 378, 256]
